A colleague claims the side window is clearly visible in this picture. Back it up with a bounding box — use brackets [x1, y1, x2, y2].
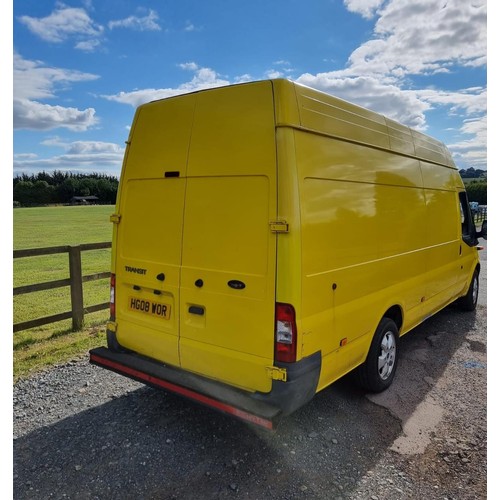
[458, 191, 476, 246]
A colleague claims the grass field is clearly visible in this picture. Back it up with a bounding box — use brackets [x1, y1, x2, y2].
[13, 205, 115, 381]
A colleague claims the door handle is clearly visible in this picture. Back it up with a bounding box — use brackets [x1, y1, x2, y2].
[188, 306, 205, 316]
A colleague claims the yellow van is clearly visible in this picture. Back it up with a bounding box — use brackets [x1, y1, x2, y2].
[90, 79, 486, 430]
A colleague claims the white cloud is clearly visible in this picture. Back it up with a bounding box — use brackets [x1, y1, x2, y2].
[18, 5, 104, 49]
[265, 60, 294, 79]
[82, 0, 94, 12]
[108, 10, 161, 31]
[41, 137, 125, 155]
[415, 87, 487, 116]
[66, 141, 124, 155]
[447, 116, 486, 169]
[13, 154, 123, 176]
[14, 153, 38, 160]
[184, 20, 201, 32]
[234, 74, 253, 83]
[14, 53, 99, 101]
[14, 99, 98, 131]
[13, 140, 125, 175]
[296, 0, 486, 116]
[13, 54, 100, 131]
[102, 63, 231, 107]
[343, 0, 386, 19]
[346, 0, 487, 78]
[75, 39, 102, 52]
[265, 70, 284, 79]
[178, 62, 199, 71]
[296, 0, 486, 168]
[459, 116, 487, 138]
[311, 0, 487, 83]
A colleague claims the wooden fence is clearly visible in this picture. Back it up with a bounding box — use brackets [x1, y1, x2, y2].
[13, 242, 111, 333]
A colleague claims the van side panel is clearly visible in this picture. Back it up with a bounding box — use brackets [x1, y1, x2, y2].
[275, 126, 304, 353]
[293, 130, 431, 388]
[420, 162, 464, 314]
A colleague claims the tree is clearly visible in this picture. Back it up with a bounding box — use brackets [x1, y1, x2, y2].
[32, 180, 55, 205]
[465, 180, 487, 205]
[56, 177, 79, 203]
[13, 181, 35, 206]
[96, 178, 117, 204]
[13, 172, 120, 206]
[459, 167, 486, 179]
[78, 177, 98, 197]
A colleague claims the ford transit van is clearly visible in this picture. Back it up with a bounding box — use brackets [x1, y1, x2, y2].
[90, 79, 485, 429]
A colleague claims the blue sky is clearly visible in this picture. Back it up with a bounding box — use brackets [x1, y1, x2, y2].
[11, 0, 487, 177]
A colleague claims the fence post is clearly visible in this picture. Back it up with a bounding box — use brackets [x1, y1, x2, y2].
[69, 246, 84, 331]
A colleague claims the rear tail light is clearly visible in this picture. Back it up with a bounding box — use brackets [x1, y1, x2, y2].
[275, 303, 297, 363]
[110, 273, 116, 321]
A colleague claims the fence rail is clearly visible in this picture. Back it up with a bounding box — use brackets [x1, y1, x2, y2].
[13, 242, 112, 333]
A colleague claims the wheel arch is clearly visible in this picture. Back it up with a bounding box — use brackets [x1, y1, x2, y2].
[382, 305, 403, 333]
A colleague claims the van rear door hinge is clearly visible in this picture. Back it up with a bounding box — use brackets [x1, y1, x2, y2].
[266, 366, 288, 382]
[110, 213, 121, 224]
[269, 221, 289, 233]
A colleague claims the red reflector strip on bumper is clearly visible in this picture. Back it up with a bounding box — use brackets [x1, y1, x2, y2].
[90, 353, 274, 431]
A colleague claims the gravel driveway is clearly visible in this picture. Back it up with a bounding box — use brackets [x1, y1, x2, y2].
[13, 245, 487, 499]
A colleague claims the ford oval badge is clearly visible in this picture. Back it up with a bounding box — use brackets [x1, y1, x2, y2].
[228, 280, 246, 290]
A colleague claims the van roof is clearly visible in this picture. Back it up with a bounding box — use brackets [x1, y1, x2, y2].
[274, 79, 455, 169]
[141, 78, 456, 170]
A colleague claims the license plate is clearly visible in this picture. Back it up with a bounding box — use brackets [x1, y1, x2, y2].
[128, 296, 171, 320]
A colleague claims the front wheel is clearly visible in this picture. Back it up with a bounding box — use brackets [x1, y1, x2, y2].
[457, 269, 479, 312]
[355, 318, 399, 393]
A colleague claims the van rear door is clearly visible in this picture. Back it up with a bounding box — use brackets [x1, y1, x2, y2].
[115, 82, 278, 393]
[113, 94, 196, 368]
[179, 82, 278, 393]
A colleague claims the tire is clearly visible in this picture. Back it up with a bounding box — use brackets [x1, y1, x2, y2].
[457, 269, 479, 312]
[355, 318, 399, 393]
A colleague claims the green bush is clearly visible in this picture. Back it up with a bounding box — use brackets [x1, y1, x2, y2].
[465, 180, 487, 205]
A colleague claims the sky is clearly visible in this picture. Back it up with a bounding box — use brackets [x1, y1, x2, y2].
[10, 0, 489, 178]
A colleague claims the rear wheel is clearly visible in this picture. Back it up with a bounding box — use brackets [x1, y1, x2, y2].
[355, 318, 399, 393]
[457, 269, 479, 312]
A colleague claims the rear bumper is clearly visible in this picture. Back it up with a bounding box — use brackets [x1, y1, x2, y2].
[89, 344, 321, 431]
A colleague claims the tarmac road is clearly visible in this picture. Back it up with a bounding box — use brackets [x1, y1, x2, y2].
[13, 242, 487, 499]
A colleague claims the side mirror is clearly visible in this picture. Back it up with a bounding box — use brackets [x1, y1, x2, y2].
[477, 219, 487, 240]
